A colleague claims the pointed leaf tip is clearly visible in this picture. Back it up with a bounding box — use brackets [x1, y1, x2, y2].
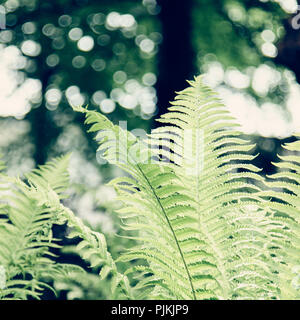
[71, 104, 88, 113]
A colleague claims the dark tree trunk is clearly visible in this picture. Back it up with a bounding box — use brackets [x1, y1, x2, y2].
[27, 67, 60, 166]
[155, 0, 196, 125]
[275, 1, 300, 83]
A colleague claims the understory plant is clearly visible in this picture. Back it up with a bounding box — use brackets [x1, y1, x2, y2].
[0, 76, 299, 300]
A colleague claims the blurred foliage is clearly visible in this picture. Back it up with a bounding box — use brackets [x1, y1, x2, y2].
[0, 0, 160, 173]
[0, 0, 296, 172]
[193, 0, 291, 107]
[0, 0, 299, 299]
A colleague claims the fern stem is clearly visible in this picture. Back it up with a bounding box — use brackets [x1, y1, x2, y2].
[136, 163, 197, 300]
[61, 205, 134, 299]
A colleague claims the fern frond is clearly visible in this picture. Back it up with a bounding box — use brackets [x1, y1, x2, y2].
[25, 154, 71, 197]
[62, 204, 134, 299]
[0, 156, 76, 299]
[145, 76, 297, 299]
[74, 106, 200, 300]
[74, 76, 300, 300]
[259, 134, 300, 299]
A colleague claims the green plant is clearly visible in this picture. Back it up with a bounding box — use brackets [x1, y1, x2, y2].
[73, 76, 300, 300]
[0, 155, 80, 299]
[0, 76, 299, 300]
[0, 154, 131, 299]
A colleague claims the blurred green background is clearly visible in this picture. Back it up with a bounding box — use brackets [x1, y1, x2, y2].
[1, 0, 300, 299]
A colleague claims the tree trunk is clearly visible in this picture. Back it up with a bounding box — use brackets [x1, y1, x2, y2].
[275, 1, 300, 83]
[155, 0, 196, 125]
[27, 67, 59, 166]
